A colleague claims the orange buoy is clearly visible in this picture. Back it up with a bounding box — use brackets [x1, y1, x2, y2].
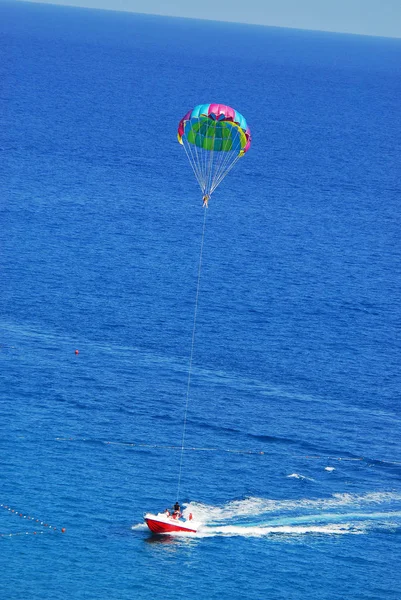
[61, 528, 66, 533]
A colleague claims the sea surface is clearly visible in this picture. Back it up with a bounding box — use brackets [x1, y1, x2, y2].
[1, 2, 401, 598]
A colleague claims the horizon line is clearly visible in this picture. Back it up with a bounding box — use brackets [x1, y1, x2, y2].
[15, 0, 401, 40]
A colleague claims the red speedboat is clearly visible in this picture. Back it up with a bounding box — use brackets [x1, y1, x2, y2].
[144, 512, 197, 534]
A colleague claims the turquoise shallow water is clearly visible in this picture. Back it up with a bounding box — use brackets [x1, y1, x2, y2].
[1, 2, 401, 599]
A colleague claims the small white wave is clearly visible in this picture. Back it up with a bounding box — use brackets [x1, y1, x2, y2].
[325, 467, 335, 472]
[287, 473, 315, 481]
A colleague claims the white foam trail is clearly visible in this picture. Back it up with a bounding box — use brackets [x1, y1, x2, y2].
[261, 510, 401, 526]
[198, 510, 401, 538]
[131, 523, 148, 531]
[184, 492, 401, 524]
[198, 522, 362, 538]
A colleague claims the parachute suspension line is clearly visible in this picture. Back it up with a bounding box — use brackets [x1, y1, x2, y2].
[210, 127, 242, 194]
[191, 114, 205, 194]
[199, 115, 208, 192]
[182, 117, 208, 195]
[202, 115, 214, 195]
[183, 138, 203, 191]
[211, 159, 242, 195]
[206, 120, 234, 197]
[211, 153, 242, 195]
[182, 117, 244, 200]
[191, 114, 218, 197]
[206, 143, 215, 196]
[176, 208, 208, 502]
[210, 148, 231, 193]
[208, 125, 242, 197]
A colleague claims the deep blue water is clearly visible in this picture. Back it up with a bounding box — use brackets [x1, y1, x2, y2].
[1, 2, 401, 598]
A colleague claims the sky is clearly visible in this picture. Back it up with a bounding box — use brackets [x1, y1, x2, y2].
[17, 0, 401, 38]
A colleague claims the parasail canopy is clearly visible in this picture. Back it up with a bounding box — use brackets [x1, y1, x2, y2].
[178, 103, 251, 202]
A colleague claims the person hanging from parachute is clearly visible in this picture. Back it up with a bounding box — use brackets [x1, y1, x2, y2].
[177, 103, 251, 207]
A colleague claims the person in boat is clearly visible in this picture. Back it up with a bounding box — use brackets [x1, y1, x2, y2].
[202, 194, 209, 208]
[172, 501, 181, 518]
[164, 508, 170, 517]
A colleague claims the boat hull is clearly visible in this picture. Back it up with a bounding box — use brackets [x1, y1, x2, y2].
[144, 513, 197, 534]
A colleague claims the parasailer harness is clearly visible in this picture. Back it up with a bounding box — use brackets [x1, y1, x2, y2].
[176, 207, 208, 502]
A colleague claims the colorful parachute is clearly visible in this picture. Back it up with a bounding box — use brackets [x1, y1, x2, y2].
[177, 103, 251, 202]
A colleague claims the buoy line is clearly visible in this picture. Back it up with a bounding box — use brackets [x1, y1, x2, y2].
[55, 436, 265, 455]
[0, 530, 48, 538]
[0, 503, 66, 536]
[293, 455, 364, 462]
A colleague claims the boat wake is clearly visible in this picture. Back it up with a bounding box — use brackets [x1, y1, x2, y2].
[174, 492, 401, 538]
